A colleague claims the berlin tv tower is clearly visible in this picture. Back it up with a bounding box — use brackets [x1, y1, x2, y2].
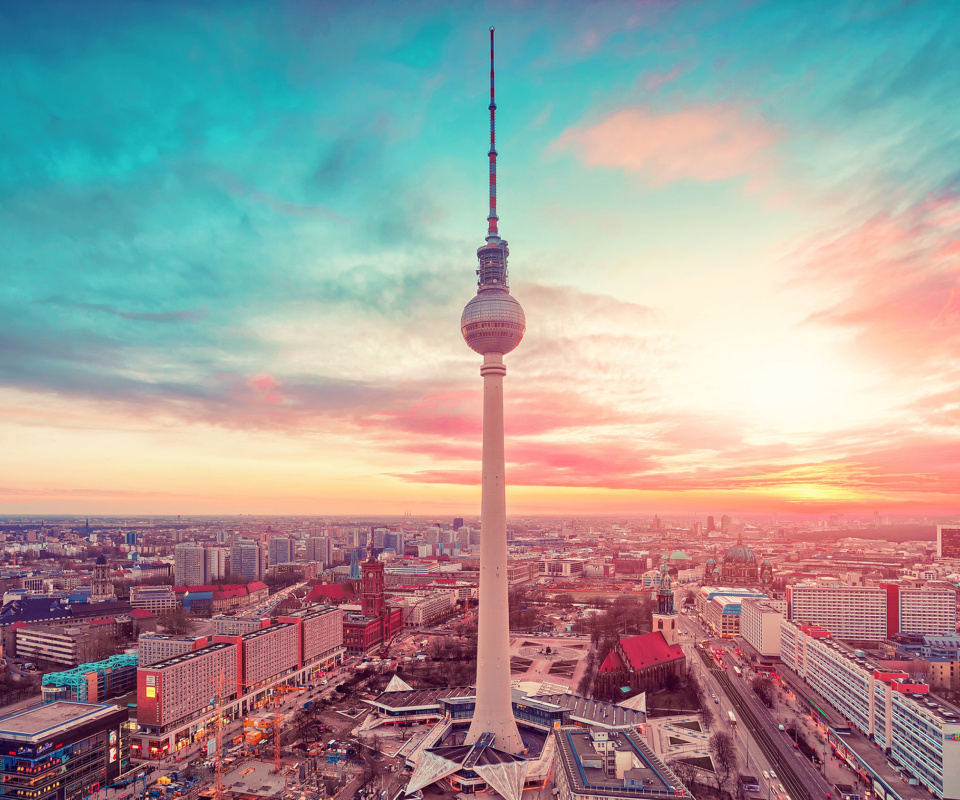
[460, 27, 525, 755]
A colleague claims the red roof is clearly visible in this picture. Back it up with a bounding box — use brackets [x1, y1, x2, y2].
[130, 609, 157, 619]
[247, 581, 268, 592]
[608, 632, 685, 672]
[598, 651, 626, 673]
[304, 584, 356, 604]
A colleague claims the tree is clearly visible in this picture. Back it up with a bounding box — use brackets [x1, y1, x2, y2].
[664, 671, 682, 693]
[751, 677, 775, 708]
[699, 705, 714, 731]
[159, 607, 196, 636]
[368, 734, 383, 759]
[668, 759, 701, 797]
[709, 731, 739, 794]
[82, 629, 121, 663]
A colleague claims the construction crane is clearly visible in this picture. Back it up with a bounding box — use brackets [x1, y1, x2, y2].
[273, 701, 282, 774]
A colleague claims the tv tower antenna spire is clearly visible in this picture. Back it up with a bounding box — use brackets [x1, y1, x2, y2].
[487, 26, 499, 241]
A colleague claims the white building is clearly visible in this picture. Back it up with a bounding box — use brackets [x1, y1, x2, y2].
[173, 544, 206, 587]
[788, 585, 888, 640]
[130, 585, 178, 613]
[205, 547, 228, 581]
[899, 587, 956, 636]
[739, 597, 784, 657]
[538, 558, 585, 578]
[137, 633, 208, 667]
[788, 583, 956, 640]
[779, 619, 960, 799]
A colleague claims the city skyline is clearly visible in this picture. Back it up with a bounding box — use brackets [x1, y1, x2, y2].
[2, 2, 960, 516]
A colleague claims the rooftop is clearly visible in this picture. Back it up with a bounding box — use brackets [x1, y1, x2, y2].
[222, 759, 287, 798]
[554, 727, 688, 798]
[536, 693, 646, 729]
[147, 640, 235, 670]
[0, 701, 118, 741]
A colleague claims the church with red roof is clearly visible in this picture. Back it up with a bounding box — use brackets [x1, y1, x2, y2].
[597, 564, 686, 696]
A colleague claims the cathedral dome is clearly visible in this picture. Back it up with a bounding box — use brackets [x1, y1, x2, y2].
[723, 541, 756, 564]
[95, 555, 107, 565]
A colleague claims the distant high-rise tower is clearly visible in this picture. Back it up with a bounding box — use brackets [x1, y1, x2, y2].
[268, 536, 293, 566]
[229, 541, 261, 582]
[707, 516, 716, 532]
[306, 536, 333, 567]
[460, 28, 525, 755]
[453, 517, 464, 531]
[206, 547, 228, 581]
[174, 544, 206, 586]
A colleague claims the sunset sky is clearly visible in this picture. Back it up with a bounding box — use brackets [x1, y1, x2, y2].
[2, 1, 959, 516]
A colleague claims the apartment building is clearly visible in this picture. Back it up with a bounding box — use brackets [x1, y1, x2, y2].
[211, 615, 266, 636]
[134, 606, 343, 758]
[206, 547, 228, 582]
[898, 587, 956, 637]
[937, 525, 960, 559]
[129, 585, 178, 614]
[173, 544, 206, 587]
[229, 542, 261, 582]
[14, 624, 114, 668]
[306, 536, 333, 567]
[780, 619, 960, 799]
[268, 537, 293, 567]
[538, 558, 585, 578]
[739, 598, 784, 657]
[392, 589, 458, 627]
[788, 585, 888, 640]
[137, 633, 209, 667]
[788, 584, 956, 640]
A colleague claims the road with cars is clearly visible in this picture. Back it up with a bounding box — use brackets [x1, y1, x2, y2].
[679, 614, 835, 800]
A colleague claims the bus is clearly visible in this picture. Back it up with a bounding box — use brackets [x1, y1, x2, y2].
[728, 711, 737, 726]
[733, 666, 742, 678]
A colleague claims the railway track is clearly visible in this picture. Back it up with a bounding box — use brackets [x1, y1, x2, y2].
[696, 648, 815, 800]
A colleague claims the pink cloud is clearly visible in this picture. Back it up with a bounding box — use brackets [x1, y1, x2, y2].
[641, 61, 693, 92]
[553, 103, 780, 187]
[798, 187, 960, 372]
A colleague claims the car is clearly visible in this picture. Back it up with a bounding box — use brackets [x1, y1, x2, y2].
[769, 770, 776, 780]
[762, 772, 769, 780]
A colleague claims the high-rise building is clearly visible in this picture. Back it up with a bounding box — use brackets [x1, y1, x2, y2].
[229, 541, 261, 582]
[787, 583, 956, 639]
[706, 516, 716, 532]
[453, 517, 464, 530]
[306, 536, 333, 567]
[937, 525, 960, 559]
[268, 536, 293, 566]
[458, 28, 525, 755]
[206, 547, 228, 581]
[173, 544, 206, 586]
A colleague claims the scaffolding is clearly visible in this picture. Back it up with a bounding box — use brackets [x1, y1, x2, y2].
[41, 653, 138, 703]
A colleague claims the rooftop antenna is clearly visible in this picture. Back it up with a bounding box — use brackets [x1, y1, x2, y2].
[487, 26, 498, 241]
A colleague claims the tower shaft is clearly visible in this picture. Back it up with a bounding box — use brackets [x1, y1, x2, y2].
[465, 352, 524, 753]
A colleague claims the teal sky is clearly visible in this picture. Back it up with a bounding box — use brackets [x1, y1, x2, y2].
[2, 1, 959, 515]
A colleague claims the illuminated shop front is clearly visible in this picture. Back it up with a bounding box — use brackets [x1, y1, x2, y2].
[0, 701, 128, 800]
